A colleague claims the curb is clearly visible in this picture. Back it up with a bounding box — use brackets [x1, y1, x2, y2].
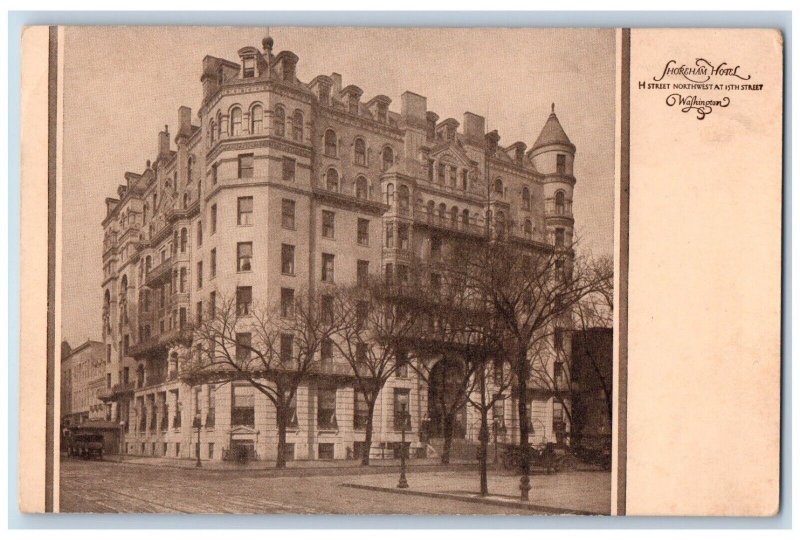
[339, 482, 600, 515]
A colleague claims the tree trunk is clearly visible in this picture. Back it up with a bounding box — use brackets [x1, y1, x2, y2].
[362, 400, 376, 466]
[275, 406, 287, 469]
[441, 414, 454, 464]
[478, 407, 490, 496]
[517, 347, 530, 477]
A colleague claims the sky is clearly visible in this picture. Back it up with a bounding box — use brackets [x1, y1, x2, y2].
[61, 26, 616, 346]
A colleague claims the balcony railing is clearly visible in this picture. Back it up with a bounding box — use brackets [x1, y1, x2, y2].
[145, 257, 173, 287]
[545, 199, 573, 217]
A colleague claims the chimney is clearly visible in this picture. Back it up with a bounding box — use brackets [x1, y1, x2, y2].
[510, 142, 527, 164]
[178, 107, 192, 139]
[158, 125, 170, 157]
[330, 73, 342, 95]
[463, 112, 486, 145]
[401, 91, 427, 125]
[485, 130, 500, 155]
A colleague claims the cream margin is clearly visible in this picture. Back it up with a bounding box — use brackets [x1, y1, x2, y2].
[19, 25, 49, 513]
[625, 28, 783, 516]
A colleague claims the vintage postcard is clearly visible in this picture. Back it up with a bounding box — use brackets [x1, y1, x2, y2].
[17, 25, 783, 517]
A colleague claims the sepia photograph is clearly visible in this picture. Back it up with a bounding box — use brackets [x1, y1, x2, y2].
[54, 25, 618, 514]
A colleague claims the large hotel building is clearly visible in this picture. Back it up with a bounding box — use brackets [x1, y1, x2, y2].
[99, 36, 576, 462]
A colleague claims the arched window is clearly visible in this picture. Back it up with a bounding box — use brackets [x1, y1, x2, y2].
[386, 183, 395, 205]
[326, 168, 339, 192]
[522, 186, 531, 210]
[209, 121, 216, 144]
[438, 203, 447, 219]
[229, 106, 242, 136]
[250, 104, 263, 134]
[494, 178, 504, 197]
[215, 111, 222, 140]
[450, 206, 459, 225]
[292, 110, 304, 142]
[197, 221, 203, 246]
[355, 176, 368, 199]
[398, 185, 410, 212]
[180, 228, 188, 253]
[274, 105, 285, 137]
[354, 138, 366, 166]
[555, 190, 566, 214]
[381, 146, 394, 172]
[120, 275, 128, 295]
[324, 129, 337, 157]
[427, 200, 435, 218]
[462, 208, 470, 226]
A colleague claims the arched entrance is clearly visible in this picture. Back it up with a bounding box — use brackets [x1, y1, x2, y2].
[427, 356, 467, 440]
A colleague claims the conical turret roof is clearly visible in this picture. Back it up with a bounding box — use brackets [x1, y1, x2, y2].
[532, 104, 574, 151]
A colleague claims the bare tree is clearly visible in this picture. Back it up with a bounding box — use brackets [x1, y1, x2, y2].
[447, 239, 608, 499]
[182, 288, 335, 468]
[328, 276, 419, 465]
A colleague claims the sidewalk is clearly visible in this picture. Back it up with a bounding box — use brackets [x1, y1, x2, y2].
[78, 454, 478, 476]
[342, 470, 611, 515]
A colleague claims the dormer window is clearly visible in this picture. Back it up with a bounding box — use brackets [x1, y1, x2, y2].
[282, 61, 295, 82]
[377, 103, 388, 123]
[348, 95, 359, 115]
[319, 84, 331, 105]
[242, 57, 256, 78]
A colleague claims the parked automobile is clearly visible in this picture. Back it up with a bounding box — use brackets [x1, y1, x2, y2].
[501, 442, 564, 474]
[68, 433, 105, 460]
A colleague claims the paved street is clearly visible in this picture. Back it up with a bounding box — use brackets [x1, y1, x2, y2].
[59, 457, 609, 515]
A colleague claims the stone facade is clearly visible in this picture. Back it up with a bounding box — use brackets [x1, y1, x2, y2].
[61, 340, 108, 426]
[99, 36, 576, 461]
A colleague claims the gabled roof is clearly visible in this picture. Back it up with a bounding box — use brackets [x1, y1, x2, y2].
[532, 107, 574, 151]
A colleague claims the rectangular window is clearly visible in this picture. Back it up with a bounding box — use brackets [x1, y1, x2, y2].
[196, 301, 203, 324]
[318, 443, 334, 460]
[280, 288, 294, 318]
[209, 291, 216, 317]
[282, 157, 296, 182]
[235, 333, 251, 361]
[321, 253, 335, 283]
[398, 224, 409, 250]
[211, 163, 218, 185]
[556, 154, 566, 175]
[237, 242, 253, 272]
[385, 262, 394, 283]
[286, 392, 298, 427]
[357, 218, 369, 245]
[236, 286, 252, 316]
[555, 228, 565, 247]
[281, 244, 295, 275]
[231, 385, 255, 427]
[210, 204, 217, 234]
[321, 295, 334, 325]
[321, 210, 335, 238]
[320, 339, 333, 370]
[237, 196, 253, 225]
[208, 443, 215, 459]
[393, 388, 410, 430]
[430, 236, 442, 259]
[280, 334, 293, 365]
[196, 261, 203, 289]
[554, 361, 565, 386]
[554, 328, 565, 353]
[428, 159, 435, 181]
[282, 199, 295, 230]
[493, 359, 504, 383]
[397, 264, 408, 284]
[356, 301, 369, 330]
[210, 248, 217, 278]
[317, 388, 337, 429]
[242, 57, 255, 78]
[354, 392, 369, 430]
[385, 222, 394, 248]
[395, 349, 409, 377]
[207, 385, 216, 427]
[357, 260, 369, 287]
[238, 154, 254, 179]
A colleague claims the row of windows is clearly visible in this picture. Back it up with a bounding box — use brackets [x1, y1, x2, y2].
[209, 104, 304, 144]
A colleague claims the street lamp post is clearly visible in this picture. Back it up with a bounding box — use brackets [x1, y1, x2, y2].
[119, 421, 126, 463]
[193, 415, 202, 468]
[397, 404, 409, 489]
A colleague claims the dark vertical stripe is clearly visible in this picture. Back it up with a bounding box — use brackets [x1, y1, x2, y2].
[617, 27, 631, 517]
[45, 24, 58, 512]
